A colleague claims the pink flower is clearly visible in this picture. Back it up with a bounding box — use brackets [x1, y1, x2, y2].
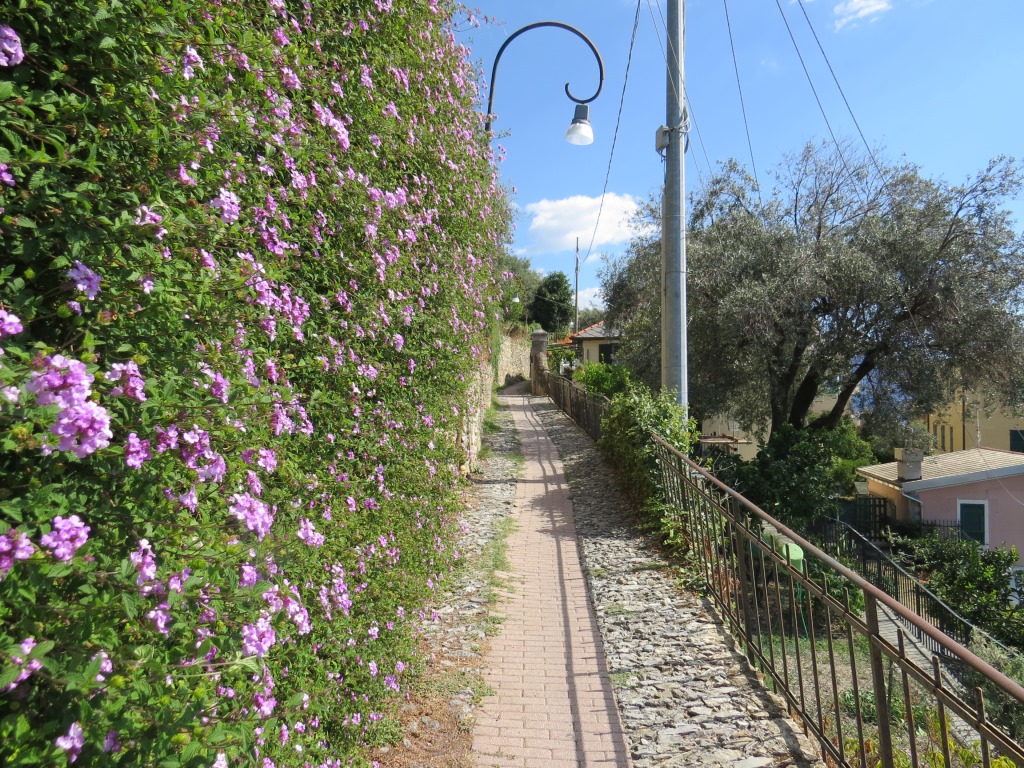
[0, 25, 24, 67]
[40, 515, 90, 561]
[0, 308, 23, 337]
[67, 261, 101, 300]
[55, 722, 84, 763]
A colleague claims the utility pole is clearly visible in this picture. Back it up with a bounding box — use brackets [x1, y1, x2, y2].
[574, 237, 580, 333]
[661, 0, 688, 408]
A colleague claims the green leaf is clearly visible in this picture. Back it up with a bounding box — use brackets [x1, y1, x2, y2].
[0, 81, 13, 100]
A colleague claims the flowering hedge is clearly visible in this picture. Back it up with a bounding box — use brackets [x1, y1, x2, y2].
[0, 1, 511, 765]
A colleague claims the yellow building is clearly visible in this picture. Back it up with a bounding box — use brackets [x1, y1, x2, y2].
[928, 394, 1024, 454]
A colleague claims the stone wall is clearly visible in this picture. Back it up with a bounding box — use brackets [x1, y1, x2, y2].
[459, 333, 532, 472]
[495, 332, 531, 388]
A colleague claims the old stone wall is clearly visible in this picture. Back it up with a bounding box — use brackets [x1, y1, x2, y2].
[459, 333, 532, 472]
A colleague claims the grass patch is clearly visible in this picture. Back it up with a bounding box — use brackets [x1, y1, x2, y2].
[481, 516, 517, 592]
[417, 668, 495, 702]
[602, 603, 632, 617]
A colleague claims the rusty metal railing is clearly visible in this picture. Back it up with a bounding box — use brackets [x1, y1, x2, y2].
[652, 435, 1024, 768]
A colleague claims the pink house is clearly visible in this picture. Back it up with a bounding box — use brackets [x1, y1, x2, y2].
[856, 448, 1024, 566]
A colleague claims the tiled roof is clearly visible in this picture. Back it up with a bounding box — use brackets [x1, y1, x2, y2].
[856, 448, 1024, 491]
[570, 321, 620, 341]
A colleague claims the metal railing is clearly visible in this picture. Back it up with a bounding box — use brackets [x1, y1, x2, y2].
[653, 434, 1024, 768]
[812, 518, 976, 653]
[543, 373, 607, 442]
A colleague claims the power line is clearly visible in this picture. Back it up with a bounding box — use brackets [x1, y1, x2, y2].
[583, 0, 643, 264]
[722, 0, 761, 199]
[795, 0, 885, 178]
[772, 0, 854, 179]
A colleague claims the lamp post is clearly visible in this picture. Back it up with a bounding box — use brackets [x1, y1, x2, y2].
[484, 21, 605, 145]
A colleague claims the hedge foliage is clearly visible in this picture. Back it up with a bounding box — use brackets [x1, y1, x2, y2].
[0, 0, 511, 765]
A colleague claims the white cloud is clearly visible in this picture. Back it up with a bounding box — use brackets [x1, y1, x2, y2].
[523, 193, 640, 257]
[576, 286, 605, 310]
[833, 0, 892, 30]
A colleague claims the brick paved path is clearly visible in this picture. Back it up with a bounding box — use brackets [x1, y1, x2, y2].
[471, 393, 632, 768]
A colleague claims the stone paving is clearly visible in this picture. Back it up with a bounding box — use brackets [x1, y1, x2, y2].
[418, 386, 827, 768]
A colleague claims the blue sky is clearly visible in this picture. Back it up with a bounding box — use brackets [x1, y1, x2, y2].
[459, 1, 1024, 310]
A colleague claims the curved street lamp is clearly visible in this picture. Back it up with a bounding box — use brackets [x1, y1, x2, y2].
[484, 21, 605, 145]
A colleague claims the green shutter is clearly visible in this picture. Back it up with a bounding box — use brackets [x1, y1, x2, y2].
[959, 503, 986, 544]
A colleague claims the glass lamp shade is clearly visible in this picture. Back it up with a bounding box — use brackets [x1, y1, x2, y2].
[564, 104, 594, 146]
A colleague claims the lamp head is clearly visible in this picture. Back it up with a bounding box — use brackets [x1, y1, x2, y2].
[564, 104, 594, 146]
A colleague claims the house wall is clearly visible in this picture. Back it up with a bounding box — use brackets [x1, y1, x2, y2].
[918, 477, 1024, 565]
[928, 397, 1024, 454]
[701, 393, 843, 463]
[865, 478, 909, 520]
[581, 339, 602, 364]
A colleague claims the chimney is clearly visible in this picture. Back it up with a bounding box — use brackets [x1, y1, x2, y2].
[895, 447, 924, 482]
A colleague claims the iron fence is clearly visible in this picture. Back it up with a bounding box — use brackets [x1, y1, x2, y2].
[653, 434, 1024, 768]
[543, 373, 607, 442]
[811, 518, 977, 654]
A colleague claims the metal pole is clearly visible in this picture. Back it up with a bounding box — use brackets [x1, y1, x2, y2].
[662, 0, 688, 409]
[575, 237, 580, 333]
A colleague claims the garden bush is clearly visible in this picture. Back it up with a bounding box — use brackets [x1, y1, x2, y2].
[598, 383, 697, 506]
[572, 361, 631, 399]
[0, 0, 511, 765]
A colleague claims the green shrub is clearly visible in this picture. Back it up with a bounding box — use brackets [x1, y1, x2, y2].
[0, 1, 511, 765]
[598, 383, 697, 506]
[573, 361, 631, 399]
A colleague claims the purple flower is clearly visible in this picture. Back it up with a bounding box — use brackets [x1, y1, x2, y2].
[124, 433, 152, 468]
[67, 261, 101, 300]
[210, 189, 241, 224]
[92, 650, 113, 682]
[240, 563, 259, 587]
[102, 730, 121, 754]
[55, 722, 84, 763]
[280, 66, 301, 90]
[256, 447, 277, 472]
[241, 614, 276, 657]
[0, 309, 24, 337]
[0, 163, 13, 186]
[130, 539, 157, 588]
[134, 206, 167, 239]
[2, 386, 18, 403]
[27, 354, 93, 408]
[178, 486, 198, 511]
[40, 514, 90, 561]
[48, 400, 112, 457]
[297, 517, 324, 547]
[229, 492, 275, 540]
[0, 529, 34, 580]
[106, 361, 147, 401]
[0, 25, 24, 67]
[181, 46, 204, 79]
[147, 601, 171, 635]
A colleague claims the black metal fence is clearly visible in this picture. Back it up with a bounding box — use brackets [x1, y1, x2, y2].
[811, 517, 978, 654]
[653, 435, 1024, 768]
[543, 373, 607, 442]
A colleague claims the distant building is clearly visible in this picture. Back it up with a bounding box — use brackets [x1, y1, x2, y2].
[856, 447, 1024, 564]
[569, 321, 619, 365]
